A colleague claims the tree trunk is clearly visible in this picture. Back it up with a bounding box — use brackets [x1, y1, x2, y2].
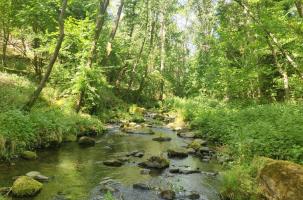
[109, 0, 124, 42]
[295, 0, 303, 18]
[137, 12, 156, 100]
[103, 0, 124, 64]
[1, 26, 9, 68]
[87, 0, 110, 69]
[267, 38, 290, 101]
[114, 2, 137, 89]
[127, 0, 150, 91]
[234, 0, 303, 79]
[159, 7, 166, 101]
[23, 0, 68, 111]
[127, 36, 147, 91]
[76, 0, 110, 113]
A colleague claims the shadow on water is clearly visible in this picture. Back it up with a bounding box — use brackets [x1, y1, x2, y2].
[0, 125, 222, 200]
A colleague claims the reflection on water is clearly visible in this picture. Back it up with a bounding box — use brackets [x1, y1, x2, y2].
[0, 125, 222, 200]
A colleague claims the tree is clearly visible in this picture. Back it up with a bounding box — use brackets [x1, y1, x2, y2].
[76, 0, 110, 113]
[23, 0, 68, 111]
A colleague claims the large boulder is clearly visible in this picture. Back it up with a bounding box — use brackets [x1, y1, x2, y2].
[78, 136, 95, 147]
[20, 151, 38, 160]
[12, 176, 43, 197]
[258, 159, 303, 200]
[138, 156, 170, 169]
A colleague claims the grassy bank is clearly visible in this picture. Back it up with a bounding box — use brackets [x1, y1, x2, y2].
[0, 72, 104, 160]
[165, 96, 303, 199]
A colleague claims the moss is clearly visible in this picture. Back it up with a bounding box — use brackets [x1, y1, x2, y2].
[258, 159, 303, 200]
[12, 176, 43, 197]
[188, 139, 206, 150]
[20, 151, 37, 160]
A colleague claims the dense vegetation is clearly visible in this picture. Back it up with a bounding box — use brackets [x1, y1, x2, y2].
[1, 0, 303, 199]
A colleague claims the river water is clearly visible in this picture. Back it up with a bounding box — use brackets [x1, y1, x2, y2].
[0, 122, 222, 200]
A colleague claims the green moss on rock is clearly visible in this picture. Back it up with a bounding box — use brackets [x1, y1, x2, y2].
[12, 176, 43, 197]
[20, 151, 37, 160]
[258, 159, 303, 200]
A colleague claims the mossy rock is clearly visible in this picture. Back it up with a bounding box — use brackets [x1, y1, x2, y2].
[20, 151, 37, 160]
[138, 156, 170, 169]
[188, 139, 207, 151]
[258, 159, 303, 200]
[12, 176, 43, 197]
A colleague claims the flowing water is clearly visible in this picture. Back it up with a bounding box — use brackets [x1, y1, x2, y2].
[0, 122, 222, 200]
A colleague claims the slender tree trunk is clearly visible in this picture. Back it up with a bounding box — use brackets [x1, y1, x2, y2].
[234, 0, 303, 79]
[267, 38, 290, 100]
[137, 13, 156, 100]
[31, 23, 44, 81]
[87, 0, 110, 69]
[127, 36, 147, 91]
[114, 2, 137, 89]
[103, 0, 124, 65]
[108, 0, 124, 46]
[127, 0, 150, 91]
[159, 7, 166, 101]
[23, 0, 68, 111]
[1, 26, 9, 68]
[76, 0, 110, 113]
[295, 0, 303, 18]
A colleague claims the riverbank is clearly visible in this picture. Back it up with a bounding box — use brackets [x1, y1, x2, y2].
[0, 72, 104, 160]
[165, 96, 303, 199]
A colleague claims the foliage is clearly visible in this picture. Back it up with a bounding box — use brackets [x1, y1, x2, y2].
[166, 96, 303, 164]
[0, 72, 103, 160]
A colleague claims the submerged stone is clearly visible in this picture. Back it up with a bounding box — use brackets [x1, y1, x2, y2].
[152, 136, 172, 142]
[26, 171, 49, 182]
[78, 136, 95, 147]
[160, 190, 176, 200]
[133, 183, 151, 190]
[177, 132, 195, 138]
[103, 160, 123, 167]
[126, 150, 144, 158]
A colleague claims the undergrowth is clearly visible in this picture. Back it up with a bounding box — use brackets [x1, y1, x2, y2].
[166, 96, 303, 164]
[0, 72, 103, 160]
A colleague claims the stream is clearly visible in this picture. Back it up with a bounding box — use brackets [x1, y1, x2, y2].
[0, 116, 222, 200]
